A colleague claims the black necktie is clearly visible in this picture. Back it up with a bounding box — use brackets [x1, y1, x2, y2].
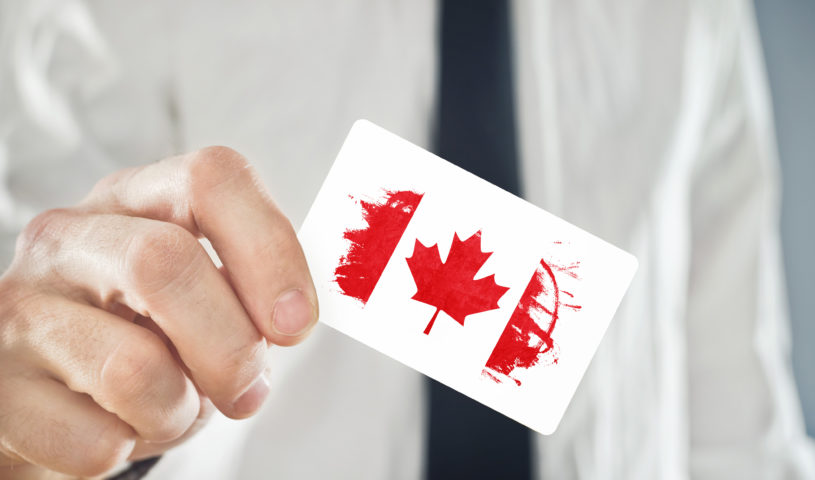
[427, 1, 531, 479]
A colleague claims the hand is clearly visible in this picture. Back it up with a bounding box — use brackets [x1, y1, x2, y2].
[0, 147, 319, 479]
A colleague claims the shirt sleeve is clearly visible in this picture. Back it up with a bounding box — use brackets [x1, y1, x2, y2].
[0, 0, 177, 271]
[684, 2, 815, 477]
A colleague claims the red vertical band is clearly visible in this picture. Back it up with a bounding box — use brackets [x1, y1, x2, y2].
[483, 259, 559, 386]
[334, 190, 424, 305]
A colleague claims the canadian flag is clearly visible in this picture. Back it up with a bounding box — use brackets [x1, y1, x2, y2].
[299, 121, 636, 434]
[332, 189, 582, 385]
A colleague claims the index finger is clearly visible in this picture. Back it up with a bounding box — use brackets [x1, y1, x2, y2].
[82, 146, 318, 346]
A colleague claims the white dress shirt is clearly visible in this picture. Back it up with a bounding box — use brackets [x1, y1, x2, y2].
[0, 0, 812, 478]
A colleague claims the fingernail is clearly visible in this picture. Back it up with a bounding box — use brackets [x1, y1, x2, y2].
[272, 289, 315, 336]
[233, 373, 270, 417]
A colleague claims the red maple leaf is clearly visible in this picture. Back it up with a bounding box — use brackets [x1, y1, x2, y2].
[406, 231, 509, 335]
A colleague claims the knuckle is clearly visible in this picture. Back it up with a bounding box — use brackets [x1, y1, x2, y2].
[185, 146, 259, 196]
[219, 337, 266, 396]
[148, 389, 198, 442]
[125, 223, 203, 295]
[0, 288, 38, 346]
[101, 331, 194, 441]
[195, 145, 247, 166]
[15, 209, 73, 258]
[252, 216, 298, 257]
[83, 168, 134, 208]
[0, 275, 48, 345]
[18, 409, 133, 477]
[75, 416, 134, 477]
[102, 331, 168, 400]
[188, 146, 250, 182]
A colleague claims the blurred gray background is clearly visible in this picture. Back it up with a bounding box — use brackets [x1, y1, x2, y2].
[754, 0, 815, 435]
